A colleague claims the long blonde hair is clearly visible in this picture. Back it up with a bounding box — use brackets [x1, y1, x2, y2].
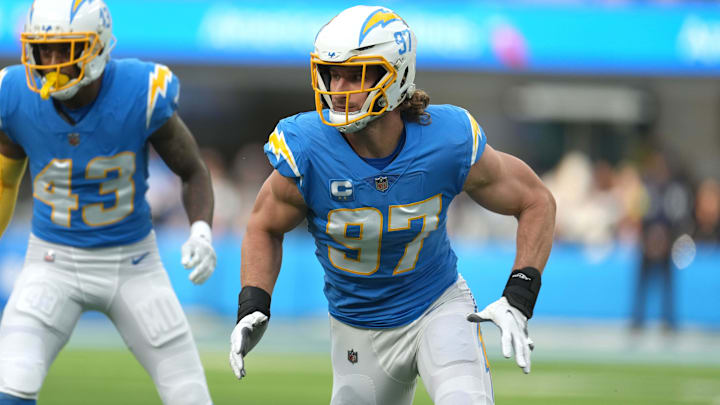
[398, 89, 431, 125]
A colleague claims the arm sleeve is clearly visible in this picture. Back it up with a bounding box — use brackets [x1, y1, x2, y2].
[145, 64, 180, 137]
[0, 154, 27, 238]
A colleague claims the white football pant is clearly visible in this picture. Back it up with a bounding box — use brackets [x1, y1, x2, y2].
[0, 232, 211, 405]
[329, 275, 494, 405]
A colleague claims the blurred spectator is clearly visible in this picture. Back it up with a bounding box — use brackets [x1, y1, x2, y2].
[544, 151, 624, 247]
[611, 162, 646, 244]
[146, 149, 184, 227]
[202, 148, 241, 236]
[692, 178, 720, 243]
[543, 151, 594, 243]
[231, 143, 272, 233]
[631, 151, 692, 332]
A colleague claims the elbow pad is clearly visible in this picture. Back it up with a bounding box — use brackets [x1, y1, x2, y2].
[0, 154, 28, 237]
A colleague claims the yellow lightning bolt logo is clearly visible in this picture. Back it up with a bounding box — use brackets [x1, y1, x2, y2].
[70, 0, 86, 22]
[146, 64, 172, 129]
[466, 111, 483, 165]
[267, 128, 301, 178]
[359, 9, 401, 45]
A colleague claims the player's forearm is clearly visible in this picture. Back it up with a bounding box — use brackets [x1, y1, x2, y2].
[240, 226, 283, 295]
[512, 187, 556, 273]
[181, 169, 214, 225]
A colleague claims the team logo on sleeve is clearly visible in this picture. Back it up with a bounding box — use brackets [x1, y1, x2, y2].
[146, 64, 172, 129]
[347, 349, 358, 364]
[267, 128, 301, 178]
[330, 179, 354, 202]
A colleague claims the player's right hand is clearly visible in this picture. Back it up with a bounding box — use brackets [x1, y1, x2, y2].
[467, 297, 534, 374]
[229, 311, 269, 380]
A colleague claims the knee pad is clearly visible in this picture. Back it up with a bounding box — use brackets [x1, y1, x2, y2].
[164, 381, 211, 405]
[0, 333, 45, 399]
[155, 351, 210, 405]
[434, 376, 494, 405]
[436, 390, 493, 405]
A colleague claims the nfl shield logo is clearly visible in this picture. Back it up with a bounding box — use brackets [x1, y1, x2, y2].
[347, 349, 358, 364]
[44, 250, 56, 262]
[374, 176, 389, 192]
[68, 133, 80, 146]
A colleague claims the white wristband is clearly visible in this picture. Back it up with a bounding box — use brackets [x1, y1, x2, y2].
[189, 220, 212, 243]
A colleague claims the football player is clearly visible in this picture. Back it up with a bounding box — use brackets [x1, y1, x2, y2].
[230, 5, 555, 405]
[0, 1, 215, 404]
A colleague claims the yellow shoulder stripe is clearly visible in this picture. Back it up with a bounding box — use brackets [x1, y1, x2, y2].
[465, 111, 482, 165]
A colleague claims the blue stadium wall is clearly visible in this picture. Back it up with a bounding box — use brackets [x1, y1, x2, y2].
[1, 229, 718, 328]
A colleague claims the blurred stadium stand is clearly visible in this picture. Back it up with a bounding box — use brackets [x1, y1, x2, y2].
[1, 0, 720, 337]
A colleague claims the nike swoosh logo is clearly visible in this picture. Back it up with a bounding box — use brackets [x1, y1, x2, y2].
[131, 252, 150, 265]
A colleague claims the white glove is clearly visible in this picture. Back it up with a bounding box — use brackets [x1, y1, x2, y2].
[467, 296, 535, 374]
[229, 311, 269, 380]
[181, 221, 216, 285]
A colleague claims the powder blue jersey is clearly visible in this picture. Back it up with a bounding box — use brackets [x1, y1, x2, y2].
[0, 59, 180, 247]
[264, 105, 487, 328]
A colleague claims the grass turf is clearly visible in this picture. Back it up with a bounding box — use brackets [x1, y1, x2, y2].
[38, 349, 720, 404]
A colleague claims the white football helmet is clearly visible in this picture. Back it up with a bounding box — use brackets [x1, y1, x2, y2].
[311, 5, 417, 133]
[21, 0, 116, 100]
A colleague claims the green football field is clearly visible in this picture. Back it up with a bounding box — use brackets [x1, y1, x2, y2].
[38, 349, 720, 405]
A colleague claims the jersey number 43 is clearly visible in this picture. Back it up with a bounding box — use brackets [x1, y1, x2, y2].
[33, 152, 136, 227]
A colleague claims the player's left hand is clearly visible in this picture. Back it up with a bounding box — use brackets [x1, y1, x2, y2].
[181, 221, 216, 285]
[229, 311, 269, 380]
[467, 297, 534, 374]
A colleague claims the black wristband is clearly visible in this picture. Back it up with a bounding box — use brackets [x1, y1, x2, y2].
[502, 267, 542, 319]
[237, 286, 271, 324]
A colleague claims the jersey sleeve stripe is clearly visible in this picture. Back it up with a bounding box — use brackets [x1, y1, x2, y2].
[465, 110, 484, 165]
